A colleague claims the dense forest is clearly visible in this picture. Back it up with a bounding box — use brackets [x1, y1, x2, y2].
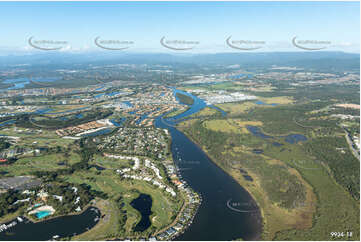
[305, 137, 360, 199]
[0, 138, 11, 152]
[0, 190, 30, 217]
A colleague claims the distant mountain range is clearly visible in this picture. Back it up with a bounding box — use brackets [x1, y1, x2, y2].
[0, 51, 359, 72]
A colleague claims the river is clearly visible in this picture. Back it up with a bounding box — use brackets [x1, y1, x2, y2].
[0, 88, 262, 241]
[155, 89, 262, 240]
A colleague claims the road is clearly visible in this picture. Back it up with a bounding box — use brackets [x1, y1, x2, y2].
[344, 130, 360, 161]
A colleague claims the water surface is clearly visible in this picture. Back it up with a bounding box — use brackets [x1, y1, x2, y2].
[155, 89, 262, 240]
[0, 207, 100, 241]
[2, 77, 59, 90]
[130, 194, 152, 232]
[247, 125, 307, 144]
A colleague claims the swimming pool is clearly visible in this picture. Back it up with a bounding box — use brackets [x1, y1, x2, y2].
[35, 211, 52, 219]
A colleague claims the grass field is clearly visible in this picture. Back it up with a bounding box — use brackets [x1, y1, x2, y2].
[258, 96, 294, 105]
[203, 120, 240, 133]
[209, 82, 244, 91]
[46, 104, 88, 113]
[215, 102, 258, 116]
[62, 169, 182, 239]
[188, 107, 220, 118]
[0, 152, 81, 176]
[201, 119, 263, 134]
[0, 127, 73, 147]
[163, 107, 188, 118]
[90, 154, 132, 169]
[72, 199, 121, 240]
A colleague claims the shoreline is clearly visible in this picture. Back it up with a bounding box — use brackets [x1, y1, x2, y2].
[175, 125, 264, 241]
[154, 125, 202, 240]
[177, 126, 264, 240]
[0, 202, 97, 226]
[0, 203, 100, 240]
[24, 202, 96, 224]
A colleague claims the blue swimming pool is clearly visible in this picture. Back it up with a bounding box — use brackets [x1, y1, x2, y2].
[35, 211, 52, 219]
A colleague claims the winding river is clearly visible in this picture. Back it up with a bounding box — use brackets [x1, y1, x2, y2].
[0, 88, 262, 241]
[155, 89, 262, 240]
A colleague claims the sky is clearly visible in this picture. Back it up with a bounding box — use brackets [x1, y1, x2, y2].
[0, 1, 359, 54]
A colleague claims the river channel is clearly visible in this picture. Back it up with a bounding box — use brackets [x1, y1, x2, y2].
[154, 89, 262, 240]
[0, 88, 262, 241]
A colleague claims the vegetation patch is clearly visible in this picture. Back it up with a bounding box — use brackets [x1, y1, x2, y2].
[175, 92, 194, 105]
[215, 102, 257, 116]
[258, 96, 294, 105]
